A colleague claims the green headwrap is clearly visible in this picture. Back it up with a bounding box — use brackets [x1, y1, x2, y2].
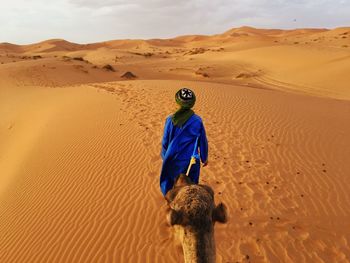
[172, 88, 196, 127]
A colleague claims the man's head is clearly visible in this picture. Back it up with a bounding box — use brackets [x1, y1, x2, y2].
[175, 88, 196, 109]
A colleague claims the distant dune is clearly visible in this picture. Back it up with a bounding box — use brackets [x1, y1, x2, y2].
[1, 26, 349, 99]
[0, 27, 350, 263]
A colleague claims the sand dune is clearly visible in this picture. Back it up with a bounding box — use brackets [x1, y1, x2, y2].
[1, 27, 350, 262]
[2, 26, 349, 99]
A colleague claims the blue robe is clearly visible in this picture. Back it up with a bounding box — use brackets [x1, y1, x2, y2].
[160, 114, 208, 195]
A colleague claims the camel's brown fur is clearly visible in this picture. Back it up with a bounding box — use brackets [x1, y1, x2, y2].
[166, 174, 227, 263]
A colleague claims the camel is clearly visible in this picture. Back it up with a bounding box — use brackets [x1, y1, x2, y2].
[165, 174, 228, 263]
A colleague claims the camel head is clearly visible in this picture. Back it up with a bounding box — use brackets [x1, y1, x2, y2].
[165, 174, 227, 263]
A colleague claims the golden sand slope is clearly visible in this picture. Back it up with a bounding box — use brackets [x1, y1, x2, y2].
[1, 79, 349, 262]
[1, 27, 350, 262]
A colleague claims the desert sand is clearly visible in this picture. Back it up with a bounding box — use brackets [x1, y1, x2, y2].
[0, 27, 350, 262]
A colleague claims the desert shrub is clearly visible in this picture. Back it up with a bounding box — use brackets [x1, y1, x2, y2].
[103, 64, 115, 72]
[121, 71, 137, 79]
[73, 57, 85, 61]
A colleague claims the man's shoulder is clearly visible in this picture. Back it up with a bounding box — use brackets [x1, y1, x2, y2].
[166, 115, 173, 121]
[192, 114, 203, 123]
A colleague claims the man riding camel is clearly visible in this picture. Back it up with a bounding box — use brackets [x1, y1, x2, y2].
[160, 88, 208, 196]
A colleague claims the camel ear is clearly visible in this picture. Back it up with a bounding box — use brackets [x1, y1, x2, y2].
[200, 185, 214, 198]
[213, 203, 227, 223]
[167, 209, 184, 226]
[165, 188, 180, 204]
[175, 174, 193, 187]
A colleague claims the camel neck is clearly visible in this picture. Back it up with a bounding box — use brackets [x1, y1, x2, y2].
[181, 226, 216, 263]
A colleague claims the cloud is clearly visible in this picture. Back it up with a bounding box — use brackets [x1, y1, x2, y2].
[69, 0, 189, 9]
[1, 0, 349, 44]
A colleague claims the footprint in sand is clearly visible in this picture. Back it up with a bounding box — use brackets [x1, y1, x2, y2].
[255, 159, 268, 166]
[150, 155, 160, 163]
[214, 181, 226, 193]
[290, 225, 310, 240]
[148, 171, 157, 178]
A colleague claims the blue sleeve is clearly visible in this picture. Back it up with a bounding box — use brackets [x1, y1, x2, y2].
[199, 121, 208, 163]
[161, 117, 171, 160]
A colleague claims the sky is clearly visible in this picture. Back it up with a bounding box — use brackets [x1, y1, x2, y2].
[1, 0, 350, 44]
